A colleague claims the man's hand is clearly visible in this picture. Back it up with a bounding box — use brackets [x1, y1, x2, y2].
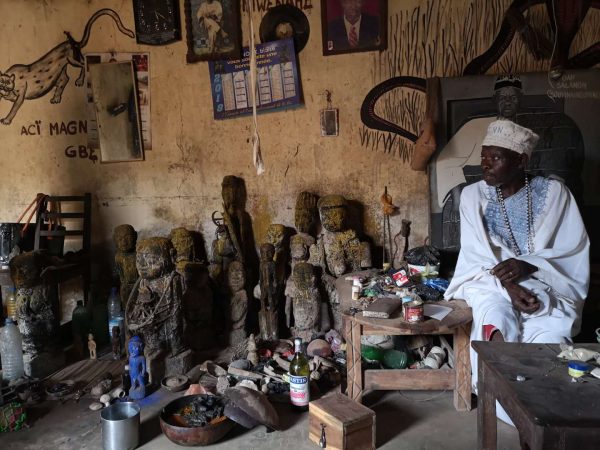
[491, 258, 537, 283]
[503, 280, 540, 314]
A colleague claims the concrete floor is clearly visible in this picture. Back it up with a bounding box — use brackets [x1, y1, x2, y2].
[4, 389, 520, 449]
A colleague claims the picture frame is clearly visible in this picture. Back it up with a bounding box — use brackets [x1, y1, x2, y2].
[184, 0, 242, 63]
[320, 108, 339, 136]
[321, 0, 387, 56]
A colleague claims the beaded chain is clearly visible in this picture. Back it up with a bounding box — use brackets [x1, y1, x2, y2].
[495, 175, 533, 256]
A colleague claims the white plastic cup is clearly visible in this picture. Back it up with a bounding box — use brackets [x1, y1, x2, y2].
[101, 401, 140, 450]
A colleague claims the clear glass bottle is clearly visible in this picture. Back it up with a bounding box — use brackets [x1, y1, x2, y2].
[289, 337, 310, 411]
[0, 318, 25, 381]
[107, 287, 124, 347]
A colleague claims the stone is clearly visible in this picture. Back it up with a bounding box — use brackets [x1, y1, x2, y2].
[199, 360, 228, 377]
[236, 379, 258, 391]
[165, 349, 194, 377]
[286, 262, 320, 342]
[230, 359, 251, 370]
[307, 339, 332, 357]
[216, 375, 231, 395]
[89, 402, 104, 411]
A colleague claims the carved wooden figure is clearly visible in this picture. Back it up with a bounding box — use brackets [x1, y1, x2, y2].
[113, 224, 139, 309]
[258, 243, 278, 341]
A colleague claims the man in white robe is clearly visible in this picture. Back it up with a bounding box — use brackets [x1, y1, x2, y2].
[444, 119, 590, 422]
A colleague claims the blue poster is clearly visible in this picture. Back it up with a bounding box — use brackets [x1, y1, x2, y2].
[209, 38, 301, 120]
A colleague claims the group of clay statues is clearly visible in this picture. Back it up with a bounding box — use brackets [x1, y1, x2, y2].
[112, 176, 371, 382]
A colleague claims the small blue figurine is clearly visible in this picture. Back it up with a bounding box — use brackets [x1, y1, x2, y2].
[128, 336, 146, 400]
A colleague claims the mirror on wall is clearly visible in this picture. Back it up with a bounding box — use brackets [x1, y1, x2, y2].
[88, 61, 144, 163]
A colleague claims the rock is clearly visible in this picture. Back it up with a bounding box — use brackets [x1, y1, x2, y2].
[236, 379, 258, 391]
[307, 339, 332, 357]
[89, 402, 104, 411]
[230, 359, 251, 370]
[224, 386, 280, 430]
[216, 375, 230, 395]
[199, 360, 227, 377]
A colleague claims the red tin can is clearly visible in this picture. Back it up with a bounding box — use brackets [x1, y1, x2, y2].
[403, 300, 424, 323]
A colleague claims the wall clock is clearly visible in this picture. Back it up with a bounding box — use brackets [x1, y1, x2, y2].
[133, 0, 181, 45]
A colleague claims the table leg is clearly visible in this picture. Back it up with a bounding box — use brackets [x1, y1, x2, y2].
[477, 359, 497, 450]
[454, 323, 472, 411]
[346, 317, 363, 403]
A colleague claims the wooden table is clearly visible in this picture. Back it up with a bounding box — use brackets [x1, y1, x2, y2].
[343, 299, 473, 411]
[473, 341, 600, 450]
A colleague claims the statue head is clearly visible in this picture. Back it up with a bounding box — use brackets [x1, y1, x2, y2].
[294, 192, 318, 234]
[259, 243, 275, 262]
[293, 262, 315, 289]
[266, 224, 285, 249]
[113, 224, 137, 253]
[9, 251, 46, 289]
[169, 227, 194, 262]
[222, 175, 245, 216]
[128, 335, 144, 357]
[290, 234, 309, 261]
[317, 195, 348, 232]
[227, 260, 246, 292]
[136, 237, 175, 279]
[88, 333, 94, 341]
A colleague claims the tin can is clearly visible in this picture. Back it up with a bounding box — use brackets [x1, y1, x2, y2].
[403, 300, 424, 323]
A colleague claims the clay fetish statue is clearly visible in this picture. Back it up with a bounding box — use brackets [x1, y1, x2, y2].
[310, 195, 371, 277]
[125, 237, 190, 383]
[227, 260, 248, 346]
[258, 243, 278, 341]
[294, 191, 319, 238]
[247, 333, 258, 366]
[114, 224, 139, 309]
[286, 262, 320, 342]
[170, 227, 214, 351]
[128, 336, 146, 400]
[310, 195, 372, 330]
[267, 224, 289, 334]
[9, 251, 65, 378]
[88, 333, 97, 360]
[111, 326, 121, 360]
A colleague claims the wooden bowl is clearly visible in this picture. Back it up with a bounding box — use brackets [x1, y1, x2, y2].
[159, 395, 235, 446]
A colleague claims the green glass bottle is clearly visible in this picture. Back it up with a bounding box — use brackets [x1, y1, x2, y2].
[289, 337, 310, 411]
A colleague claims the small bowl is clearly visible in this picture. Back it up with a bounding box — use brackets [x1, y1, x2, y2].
[160, 395, 235, 446]
[161, 375, 190, 392]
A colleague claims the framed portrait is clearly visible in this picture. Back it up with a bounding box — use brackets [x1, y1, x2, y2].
[321, 0, 387, 56]
[184, 0, 242, 63]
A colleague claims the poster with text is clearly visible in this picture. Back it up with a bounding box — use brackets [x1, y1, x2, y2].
[208, 38, 301, 120]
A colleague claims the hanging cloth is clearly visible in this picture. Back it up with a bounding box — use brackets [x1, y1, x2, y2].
[247, 0, 265, 175]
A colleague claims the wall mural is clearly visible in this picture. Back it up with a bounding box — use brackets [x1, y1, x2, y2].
[0, 8, 135, 126]
[359, 0, 600, 161]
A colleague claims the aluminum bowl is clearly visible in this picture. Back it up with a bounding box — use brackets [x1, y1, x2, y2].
[159, 395, 235, 446]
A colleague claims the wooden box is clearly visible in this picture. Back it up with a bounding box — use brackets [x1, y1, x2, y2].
[309, 393, 376, 450]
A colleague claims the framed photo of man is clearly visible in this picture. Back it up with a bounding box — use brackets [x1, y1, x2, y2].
[184, 0, 241, 63]
[321, 0, 387, 56]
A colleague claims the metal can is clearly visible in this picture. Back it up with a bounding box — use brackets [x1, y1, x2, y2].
[403, 300, 424, 323]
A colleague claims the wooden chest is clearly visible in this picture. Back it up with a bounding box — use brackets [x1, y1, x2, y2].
[308, 393, 376, 450]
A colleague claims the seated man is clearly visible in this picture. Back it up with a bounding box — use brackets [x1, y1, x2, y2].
[444, 120, 590, 415]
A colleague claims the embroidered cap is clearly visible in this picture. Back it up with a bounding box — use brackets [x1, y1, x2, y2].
[482, 120, 539, 157]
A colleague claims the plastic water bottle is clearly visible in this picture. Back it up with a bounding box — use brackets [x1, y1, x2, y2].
[5, 287, 17, 321]
[107, 287, 124, 347]
[0, 318, 25, 381]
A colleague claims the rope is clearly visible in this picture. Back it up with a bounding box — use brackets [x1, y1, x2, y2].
[247, 0, 264, 175]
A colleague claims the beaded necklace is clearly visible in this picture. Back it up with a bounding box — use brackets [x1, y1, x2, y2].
[495, 175, 533, 256]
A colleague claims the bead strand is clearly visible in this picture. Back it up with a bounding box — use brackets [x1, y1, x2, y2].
[496, 175, 533, 256]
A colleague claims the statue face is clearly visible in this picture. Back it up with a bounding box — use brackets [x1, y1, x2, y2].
[170, 228, 194, 261]
[227, 261, 246, 291]
[114, 225, 137, 252]
[128, 338, 143, 357]
[260, 244, 275, 261]
[136, 238, 174, 279]
[290, 237, 308, 260]
[320, 205, 346, 232]
[293, 262, 314, 288]
[267, 224, 285, 248]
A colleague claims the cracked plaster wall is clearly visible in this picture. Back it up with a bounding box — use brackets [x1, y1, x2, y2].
[0, 0, 427, 278]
